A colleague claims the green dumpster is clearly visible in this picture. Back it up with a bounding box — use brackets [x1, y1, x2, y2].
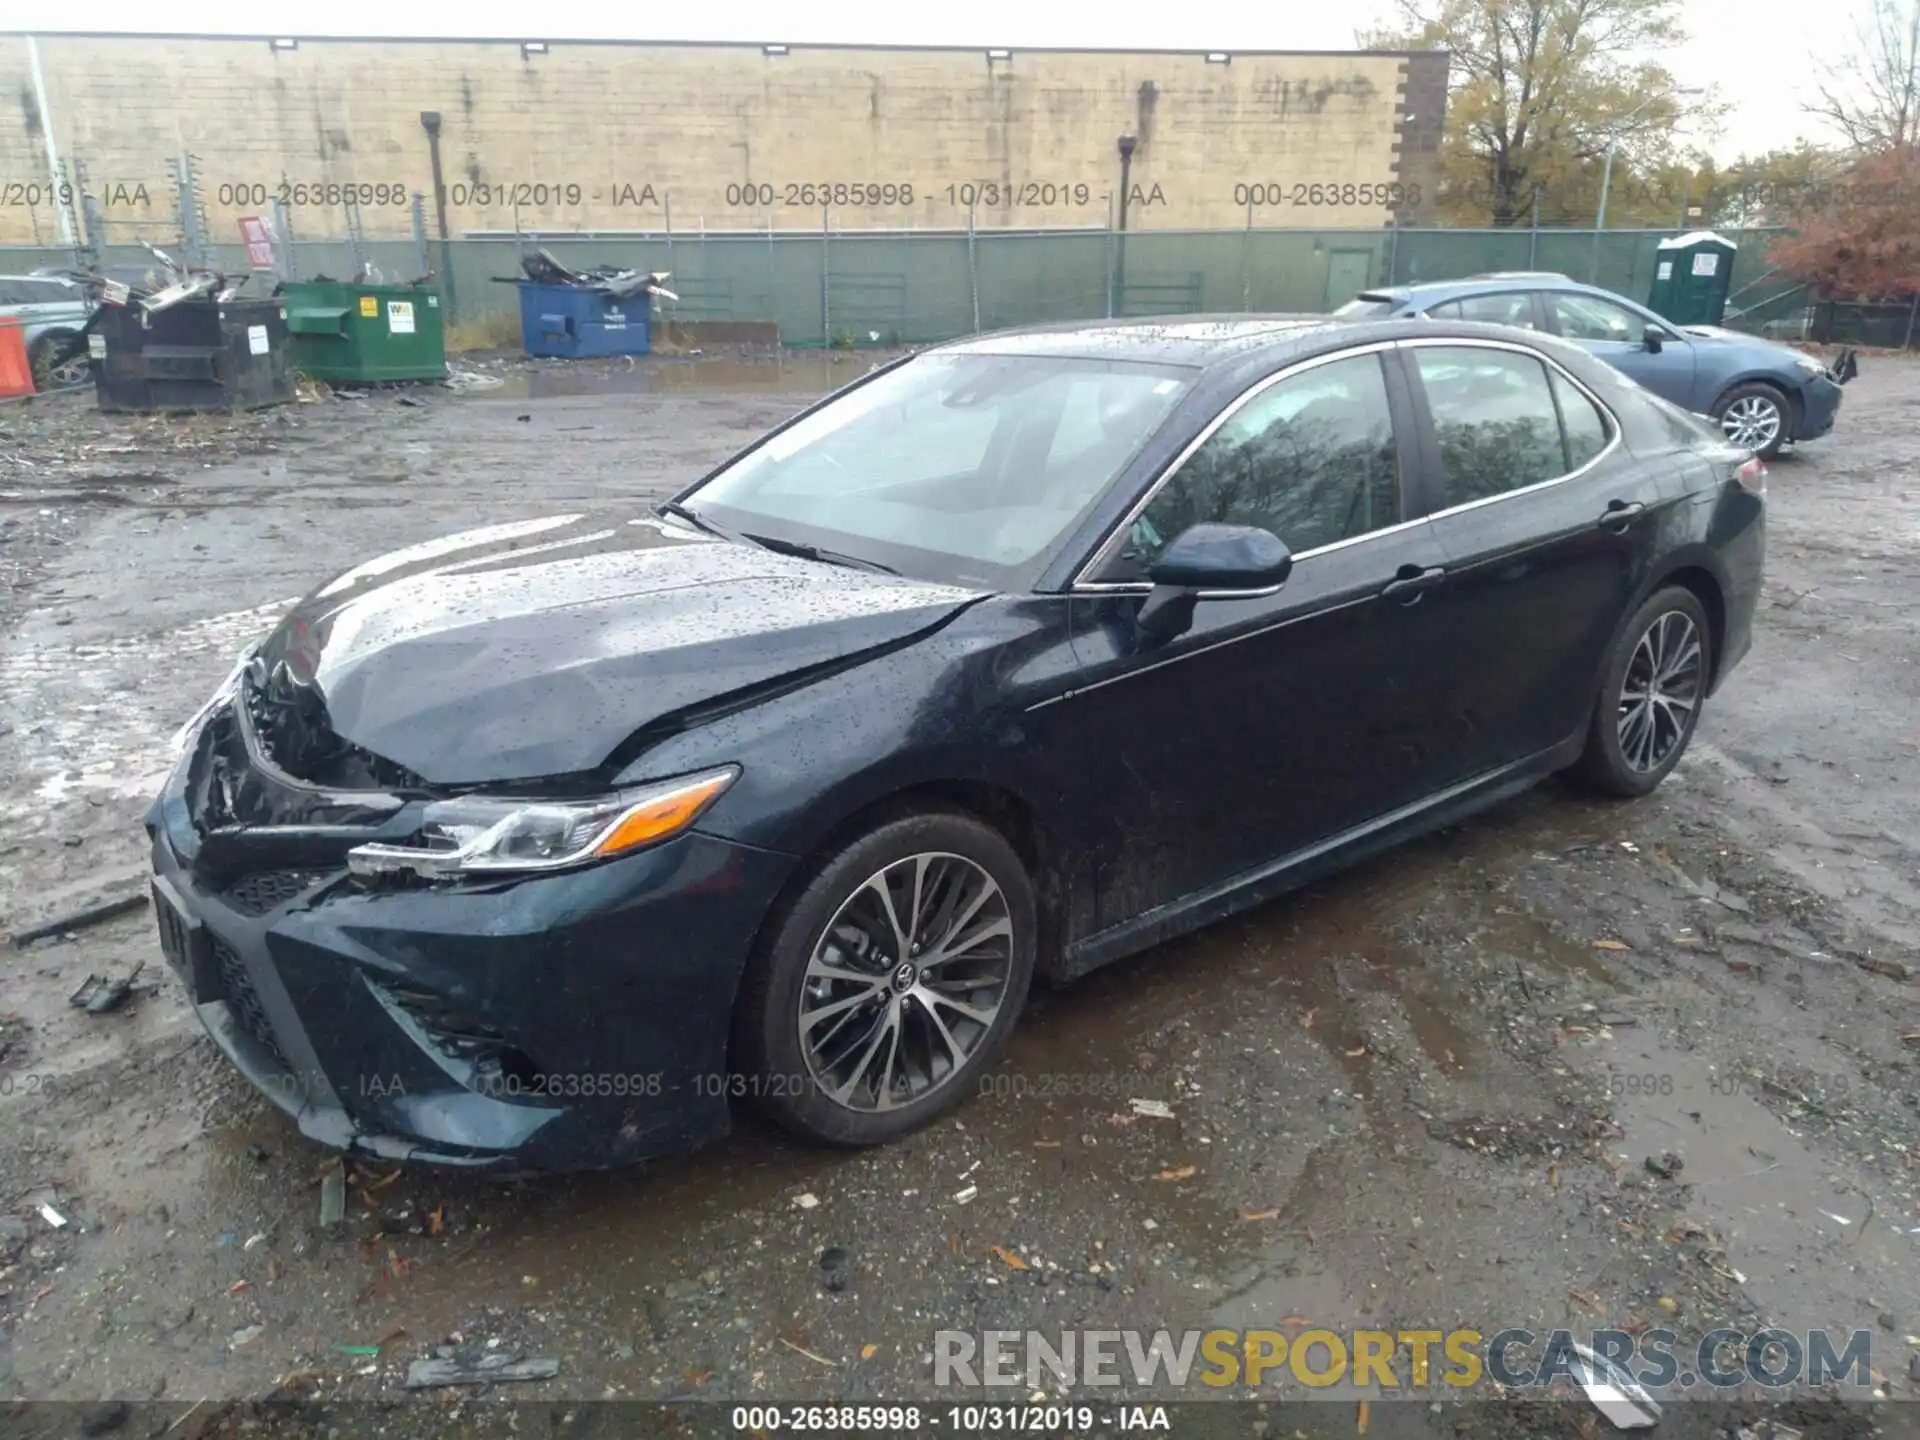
[283, 281, 447, 382]
[1648, 231, 1737, 327]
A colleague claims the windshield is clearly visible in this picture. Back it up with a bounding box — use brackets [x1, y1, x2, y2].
[1333, 295, 1402, 318]
[681, 351, 1195, 587]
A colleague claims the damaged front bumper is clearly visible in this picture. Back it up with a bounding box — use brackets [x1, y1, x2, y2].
[145, 693, 796, 1172]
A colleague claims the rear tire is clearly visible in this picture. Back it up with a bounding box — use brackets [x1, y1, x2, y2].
[1571, 586, 1713, 798]
[1712, 381, 1791, 459]
[733, 808, 1036, 1147]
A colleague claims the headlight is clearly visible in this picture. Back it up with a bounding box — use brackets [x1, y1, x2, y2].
[1790, 354, 1824, 378]
[346, 766, 739, 880]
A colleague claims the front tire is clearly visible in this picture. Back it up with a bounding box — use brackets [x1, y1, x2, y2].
[733, 809, 1036, 1147]
[28, 332, 90, 391]
[1572, 587, 1713, 797]
[1712, 381, 1791, 459]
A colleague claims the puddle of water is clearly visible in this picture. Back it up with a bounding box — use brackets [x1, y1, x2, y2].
[469, 354, 882, 402]
[1601, 1033, 1912, 1335]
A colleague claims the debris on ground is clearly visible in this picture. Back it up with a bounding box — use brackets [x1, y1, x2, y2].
[404, 1353, 561, 1388]
[67, 960, 144, 1014]
[1129, 1098, 1175, 1120]
[1644, 1151, 1685, 1180]
[37, 1203, 67, 1229]
[1568, 1341, 1662, 1428]
[318, 1164, 346, 1229]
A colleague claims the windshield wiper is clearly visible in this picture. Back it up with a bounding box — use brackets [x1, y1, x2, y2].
[739, 531, 900, 575]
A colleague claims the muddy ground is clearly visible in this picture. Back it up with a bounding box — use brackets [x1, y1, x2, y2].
[0, 347, 1916, 1439]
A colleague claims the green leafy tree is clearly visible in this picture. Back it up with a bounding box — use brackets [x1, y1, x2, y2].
[1362, 0, 1720, 226]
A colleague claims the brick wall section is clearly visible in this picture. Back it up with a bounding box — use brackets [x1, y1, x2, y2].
[0, 36, 1447, 245]
[1391, 51, 1451, 226]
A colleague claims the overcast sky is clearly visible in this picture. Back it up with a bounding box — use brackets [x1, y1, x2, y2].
[6, 0, 1873, 165]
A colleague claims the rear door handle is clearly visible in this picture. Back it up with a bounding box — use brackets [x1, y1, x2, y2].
[1381, 565, 1447, 604]
[1598, 500, 1646, 533]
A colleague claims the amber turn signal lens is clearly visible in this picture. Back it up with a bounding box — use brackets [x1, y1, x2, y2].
[592, 771, 738, 857]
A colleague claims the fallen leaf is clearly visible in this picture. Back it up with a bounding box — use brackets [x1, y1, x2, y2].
[947, 1232, 964, 1258]
[427, 1205, 445, 1237]
[1279, 1314, 1311, 1329]
[364, 1167, 403, 1192]
[1238, 1206, 1280, 1221]
[1547, 1163, 1560, 1192]
[683, 1369, 712, 1389]
[1154, 1163, 1198, 1182]
[386, 1248, 412, 1280]
[860, 1343, 878, 1360]
[227, 1279, 251, 1295]
[1301, 1007, 1318, 1029]
[377, 1324, 408, 1348]
[1593, 938, 1631, 951]
[1569, 1289, 1604, 1314]
[989, 1245, 1030, 1270]
[1032, 1140, 1062, 1149]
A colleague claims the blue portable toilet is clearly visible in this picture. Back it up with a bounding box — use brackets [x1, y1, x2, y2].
[516, 282, 652, 359]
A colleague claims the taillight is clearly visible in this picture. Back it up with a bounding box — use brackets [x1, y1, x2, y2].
[1735, 457, 1767, 496]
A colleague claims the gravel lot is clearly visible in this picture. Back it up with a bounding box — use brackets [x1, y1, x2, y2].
[0, 347, 1915, 1439]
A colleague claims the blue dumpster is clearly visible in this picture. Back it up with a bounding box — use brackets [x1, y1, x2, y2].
[516, 282, 651, 359]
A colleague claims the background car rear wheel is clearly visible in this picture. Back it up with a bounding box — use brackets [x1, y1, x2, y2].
[28, 332, 90, 391]
[1571, 586, 1713, 798]
[734, 808, 1036, 1147]
[1712, 382, 1791, 460]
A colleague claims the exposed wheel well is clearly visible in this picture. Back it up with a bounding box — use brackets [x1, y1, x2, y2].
[813, 779, 1061, 957]
[1655, 565, 1727, 687]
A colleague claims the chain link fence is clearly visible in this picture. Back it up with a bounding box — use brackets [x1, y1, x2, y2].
[1, 211, 1803, 348]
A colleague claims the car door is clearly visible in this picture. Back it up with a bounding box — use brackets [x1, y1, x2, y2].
[1398, 338, 1684, 780]
[1053, 347, 1460, 928]
[1542, 290, 1697, 405]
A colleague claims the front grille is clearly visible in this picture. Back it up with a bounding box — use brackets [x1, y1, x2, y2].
[209, 934, 290, 1068]
[218, 868, 329, 917]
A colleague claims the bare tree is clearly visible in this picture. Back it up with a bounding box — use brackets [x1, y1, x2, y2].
[1809, 0, 1920, 151]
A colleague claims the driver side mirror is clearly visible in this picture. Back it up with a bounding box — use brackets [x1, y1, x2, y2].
[1136, 522, 1293, 643]
[1642, 325, 1666, 353]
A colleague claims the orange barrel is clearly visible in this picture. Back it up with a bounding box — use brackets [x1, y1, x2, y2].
[0, 317, 34, 398]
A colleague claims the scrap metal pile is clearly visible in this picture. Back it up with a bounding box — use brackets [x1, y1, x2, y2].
[504, 248, 678, 302]
[53, 240, 254, 316]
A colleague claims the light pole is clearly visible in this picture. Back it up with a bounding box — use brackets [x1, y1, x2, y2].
[1590, 88, 1704, 283]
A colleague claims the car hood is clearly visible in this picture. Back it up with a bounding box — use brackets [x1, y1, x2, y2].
[250, 512, 985, 785]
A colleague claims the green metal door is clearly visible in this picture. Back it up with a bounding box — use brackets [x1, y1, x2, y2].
[1324, 249, 1374, 310]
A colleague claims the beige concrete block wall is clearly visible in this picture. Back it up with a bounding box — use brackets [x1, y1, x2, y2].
[0, 36, 1441, 246]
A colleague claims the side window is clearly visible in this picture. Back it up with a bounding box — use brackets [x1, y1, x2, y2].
[1120, 353, 1399, 571]
[1454, 292, 1538, 329]
[1412, 346, 1569, 507]
[1550, 369, 1610, 469]
[1427, 301, 1463, 320]
[1548, 293, 1644, 344]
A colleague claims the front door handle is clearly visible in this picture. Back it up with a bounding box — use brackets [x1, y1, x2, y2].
[1381, 565, 1447, 604]
[1598, 499, 1646, 533]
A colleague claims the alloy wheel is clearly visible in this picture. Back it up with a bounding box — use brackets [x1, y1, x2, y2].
[1719, 395, 1781, 451]
[46, 353, 92, 389]
[1617, 611, 1703, 773]
[798, 851, 1015, 1113]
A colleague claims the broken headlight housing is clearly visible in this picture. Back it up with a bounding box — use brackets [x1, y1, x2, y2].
[169, 645, 257, 759]
[345, 766, 739, 881]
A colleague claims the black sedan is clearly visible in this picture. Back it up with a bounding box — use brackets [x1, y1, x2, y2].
[146, 315, 1765, 1171]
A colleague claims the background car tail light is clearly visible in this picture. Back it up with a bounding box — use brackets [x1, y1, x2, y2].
[1736, 457, 1767, 496]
